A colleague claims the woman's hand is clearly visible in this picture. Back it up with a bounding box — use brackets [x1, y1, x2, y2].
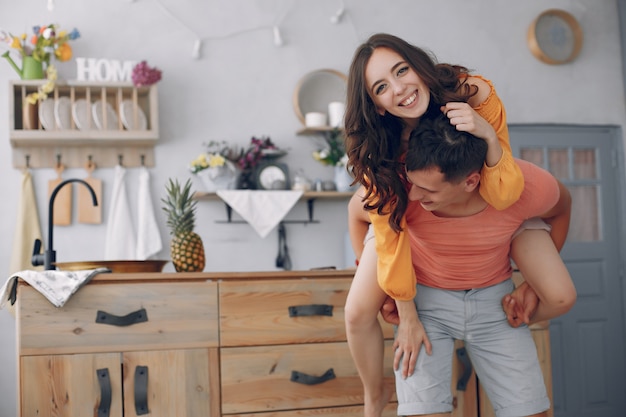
[392, 299, 432, 379]
[441, 102, 502, 167]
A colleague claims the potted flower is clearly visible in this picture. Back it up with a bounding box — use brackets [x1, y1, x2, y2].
[312, 129, 355, 192]
[190, 141, 242, 192]
[236, 136, 285, 189]
[1, 24, 80, 80]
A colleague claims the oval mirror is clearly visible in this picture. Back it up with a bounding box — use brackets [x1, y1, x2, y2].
[293, 69, 348, 126]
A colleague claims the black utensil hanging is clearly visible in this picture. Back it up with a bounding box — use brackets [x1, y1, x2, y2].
[276, 223, 292, 270]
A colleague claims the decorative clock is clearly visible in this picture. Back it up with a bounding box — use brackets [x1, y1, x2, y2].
[527, 9, 583, 65]
[255, 162, 290, 190]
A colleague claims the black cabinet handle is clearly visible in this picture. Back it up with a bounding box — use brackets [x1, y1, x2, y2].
[456, 346, 473, 391]
[290, 368, 336, 385]
[96, 368, 111, 417]
[95, 308, 148, 327]
[134, 366, 149, 415]
[288, 304, 333, 317]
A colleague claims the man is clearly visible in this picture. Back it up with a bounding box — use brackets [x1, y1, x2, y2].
[383, 114, 576, 417]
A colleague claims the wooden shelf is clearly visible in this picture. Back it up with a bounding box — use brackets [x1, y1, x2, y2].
[9, 80, 159, 169]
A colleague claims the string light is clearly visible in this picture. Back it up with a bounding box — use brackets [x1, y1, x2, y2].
[330, 0, 346, 24]
[273, 26, 284, 47]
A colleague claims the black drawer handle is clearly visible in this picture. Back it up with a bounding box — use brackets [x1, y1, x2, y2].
[456, 346, 473, 391]
[96, 308, 148, 327]
[96, 368, 111, 417]
[288, 304, 333, 317]
[290, 368, 336, 385]
[134, 365, 149, 415]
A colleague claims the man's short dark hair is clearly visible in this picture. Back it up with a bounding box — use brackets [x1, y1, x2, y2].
[405, 114, 488, 183]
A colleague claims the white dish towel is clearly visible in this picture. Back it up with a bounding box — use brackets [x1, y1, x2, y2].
[105, 165, 137, 260]
[136, 166, 163, 260]
[216, 190, 303, 238]
[0, 268, 109, 309]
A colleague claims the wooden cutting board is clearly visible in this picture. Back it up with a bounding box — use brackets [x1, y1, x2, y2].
[78, 160, 102, 224]
[48, 164, 71, 226]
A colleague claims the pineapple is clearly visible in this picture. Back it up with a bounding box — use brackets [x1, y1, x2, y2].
[162, 178, 206, 272]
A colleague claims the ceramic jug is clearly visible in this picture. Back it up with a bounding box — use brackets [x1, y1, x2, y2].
[2, 52, 45, 79]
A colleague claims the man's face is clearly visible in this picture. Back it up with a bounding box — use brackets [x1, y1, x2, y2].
[406, 166, 469, 213]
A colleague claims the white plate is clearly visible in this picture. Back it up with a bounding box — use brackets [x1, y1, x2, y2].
[92, 100, 119, 130]
[38, 99, 56, 130]
[120, 99, 147, 130]
[54, 97, 72, 130]
[72, 99, 95, 130]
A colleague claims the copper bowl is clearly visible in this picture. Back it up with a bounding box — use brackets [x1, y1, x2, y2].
[54, 260, 169, 273]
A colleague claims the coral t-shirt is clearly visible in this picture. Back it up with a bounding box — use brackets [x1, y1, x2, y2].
[404, 159, 559, 290]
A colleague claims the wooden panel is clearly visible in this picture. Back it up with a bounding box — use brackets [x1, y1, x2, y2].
[227, 402, 398, 417]
[221, 341, 396, 414]
[17, 281, 219, 355]
[21, 353, 123, 417]
[123, 349, 214, 417]
[219, 278, 394, 347]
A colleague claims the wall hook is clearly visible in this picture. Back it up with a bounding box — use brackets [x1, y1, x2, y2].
[56, 154, 62, 168]
[140, 154, 145, 167]
[118, 154, 123, 166]
[25, 155, 30, 169]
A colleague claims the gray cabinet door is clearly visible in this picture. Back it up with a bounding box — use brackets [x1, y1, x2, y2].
[510, 124, 626, 417]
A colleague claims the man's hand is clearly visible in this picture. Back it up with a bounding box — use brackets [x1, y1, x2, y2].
[380, 295, 399, 325]
[502, 281, 539, 327]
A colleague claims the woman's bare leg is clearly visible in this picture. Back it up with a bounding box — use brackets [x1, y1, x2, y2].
[345, 237, 393, 417]
[510, 229, 576, 323]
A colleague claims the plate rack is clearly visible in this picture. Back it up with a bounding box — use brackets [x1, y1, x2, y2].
[8, 80, 159, 169]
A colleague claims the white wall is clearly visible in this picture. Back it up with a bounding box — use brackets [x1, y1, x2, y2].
[0, 0, 624, 414]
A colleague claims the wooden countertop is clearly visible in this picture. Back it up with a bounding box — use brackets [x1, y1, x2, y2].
[85, 268, 357, 284]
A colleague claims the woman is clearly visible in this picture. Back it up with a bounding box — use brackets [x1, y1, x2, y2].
[343, 33, 575, 417]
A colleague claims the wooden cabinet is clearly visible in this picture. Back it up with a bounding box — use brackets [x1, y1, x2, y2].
[218, 277, 397, 416]
[16, 280, 219, 417]
[13, 270, 552, 417]
[8, 80, 159, 169]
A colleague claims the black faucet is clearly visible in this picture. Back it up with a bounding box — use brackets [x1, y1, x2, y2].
[32, 178, 98, 270]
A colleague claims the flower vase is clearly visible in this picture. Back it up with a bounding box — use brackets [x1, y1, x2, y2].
[22, 56, 45, 80]
[237, 169, 256, 190]
[196, 161, 239, 192]
[334, 165, 357, 192]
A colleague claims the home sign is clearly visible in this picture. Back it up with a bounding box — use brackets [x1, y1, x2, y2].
[75, 57, 137, 82]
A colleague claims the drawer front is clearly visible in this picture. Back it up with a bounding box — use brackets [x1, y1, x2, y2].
[226, 402, 399, 417]
[219, 278, 394, 347]
[18, 281, 219, 355]
[220, 341, 396, 414]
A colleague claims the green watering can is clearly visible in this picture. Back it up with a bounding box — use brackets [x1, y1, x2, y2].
[2, 52, 45, 80]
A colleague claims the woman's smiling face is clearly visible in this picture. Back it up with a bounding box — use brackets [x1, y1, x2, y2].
[364, 47, 430, 126]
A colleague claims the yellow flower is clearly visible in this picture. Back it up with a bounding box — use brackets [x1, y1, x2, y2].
[208, 154, 226, 168]
[10, 36, 22, 49]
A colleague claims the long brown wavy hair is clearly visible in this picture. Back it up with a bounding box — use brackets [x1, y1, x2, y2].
[344, 33, 477, 232]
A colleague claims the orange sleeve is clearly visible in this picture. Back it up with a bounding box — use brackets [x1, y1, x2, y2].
[473, 76, 524, 210]
[369, 210, 416, 300]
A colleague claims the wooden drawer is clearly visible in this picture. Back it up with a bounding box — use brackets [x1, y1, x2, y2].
[220, 341, 396, 414]
[226, 403, 398, 417]
[17, 281, 219, 355]
[219, 278, 394, 347]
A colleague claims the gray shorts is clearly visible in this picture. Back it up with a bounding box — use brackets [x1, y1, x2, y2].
[395, 279, 550, 417]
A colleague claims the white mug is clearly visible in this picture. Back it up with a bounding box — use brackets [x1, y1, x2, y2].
[328, 101, 345, 128]
[305, 112, 327, 128]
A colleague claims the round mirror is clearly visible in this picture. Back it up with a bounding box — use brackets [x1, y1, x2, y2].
[293, 69, 348, 126]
